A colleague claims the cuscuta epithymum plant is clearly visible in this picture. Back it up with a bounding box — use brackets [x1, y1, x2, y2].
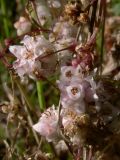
[0, 0, 120, 160]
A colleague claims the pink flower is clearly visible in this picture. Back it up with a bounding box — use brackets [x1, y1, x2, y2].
[51, 20, 77, 40]
[59, 66, 75, 82]
[58, 65, 99, 109]
[14, 17, 31, 36]
[9, 35, 56, 79]
[36, 4, 51, 26]
[9, 44, 38, 78]
[49, 20, 77, 63]
[33, 106, 59, 142]
[60, 82, 85, 113]
[66, 83, 84, 101]
[48, 0, 61, 8]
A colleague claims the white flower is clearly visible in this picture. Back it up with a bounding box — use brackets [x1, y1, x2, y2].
[36, 4, 51, 26]
[9, 35, 56, 78]
[54, 38, 75, 64]
[21, 35, 55, 57]
[33, 106, 59, 142]
[14, 17, 31, 36]
[66, 84, 84, 101]
[9, 45, 37, 78]
[48, 0, 61, 8]
[58, 65, 86, 112]
[9, 45, 27, 59]
[60, 66, 75, 83]
[49, 20, 77, 63]
[60, 83, 85, 113]
[50, 21, 77, 40]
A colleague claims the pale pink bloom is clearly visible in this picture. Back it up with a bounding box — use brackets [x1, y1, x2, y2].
[21, 35, 55, 59]
[59, 66, 75, 83]
[12, 58, 40, 78]
[66, 83, 84, 101]
[54, 38, 75, 64]
[9, 45, 27, 59]
[59, 81, 85, 112]
[14, 17, 31, 36]
[58, 65, 86, 112]
[58, 65, 98, 112]
[59, 65, 83, 86]
[9, 45, 38, 78]
[9, 35, 56, 78]
[49, 20, 77, 63]
[36, 4, 51, 26]
[61, 90, 85, 113]
[48, 0, 61, 8]
[33, 106, 59, 142]
[51, 21, 77, 40]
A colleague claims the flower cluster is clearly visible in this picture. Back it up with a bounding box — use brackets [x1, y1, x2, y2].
[10, 0, 99, 146]
[9, 35, 56, 79]
[7, 0, 120, 159]
[33, 105, 59, 142]
[33, 62, 99, 145]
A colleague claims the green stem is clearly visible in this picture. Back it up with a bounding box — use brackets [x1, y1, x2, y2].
[36, 80, 45, 111]
[1, 0, 10, 37]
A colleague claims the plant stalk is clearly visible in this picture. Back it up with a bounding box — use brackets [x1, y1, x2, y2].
[1, 0, 10, 37]
[36, 80, 45, 111]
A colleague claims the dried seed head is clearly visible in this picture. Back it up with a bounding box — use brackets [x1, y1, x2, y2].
[78, 12, 89, 24]
[75, 114, 90, 127]
[64, 1, 82, 24]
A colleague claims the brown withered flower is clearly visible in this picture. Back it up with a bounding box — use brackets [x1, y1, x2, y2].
[64, 1, 89, 24]
[64, 1, 82, 24]
[77, 12, 89, 24]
